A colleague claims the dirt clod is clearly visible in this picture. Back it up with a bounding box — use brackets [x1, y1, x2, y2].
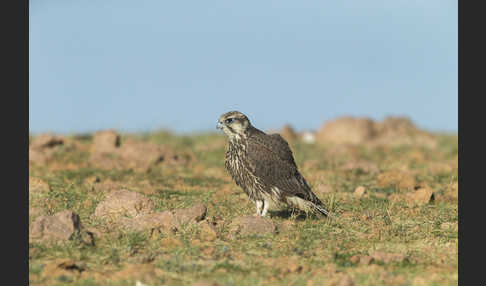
[172, 203, 207, 226]
[94, 189, 154, 221]
[228, 216, 277, 236]
[369, 251, 406, 263]
[30, 210, 82, 243]
[353, 186, 367, 198]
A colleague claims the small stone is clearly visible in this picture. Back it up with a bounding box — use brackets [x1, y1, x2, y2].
[349, 255, 360, 264]
[84, 176, 100, 185]
[353, 186, 366, 198]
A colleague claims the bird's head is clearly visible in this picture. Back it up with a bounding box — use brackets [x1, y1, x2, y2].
[217, 111, 251, 140]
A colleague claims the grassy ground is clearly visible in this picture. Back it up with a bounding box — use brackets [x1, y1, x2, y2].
[29, 130, 458, 286]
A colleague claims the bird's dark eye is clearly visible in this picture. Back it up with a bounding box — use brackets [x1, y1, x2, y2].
[225, 118, 234, 124]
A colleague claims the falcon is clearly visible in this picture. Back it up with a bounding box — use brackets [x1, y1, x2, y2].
[217, 111, 329, 218]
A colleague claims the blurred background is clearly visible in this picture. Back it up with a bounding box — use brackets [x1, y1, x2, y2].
[29, 0, 457, 135]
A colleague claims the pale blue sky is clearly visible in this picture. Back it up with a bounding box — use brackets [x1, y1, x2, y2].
[29, 0, 457, 134]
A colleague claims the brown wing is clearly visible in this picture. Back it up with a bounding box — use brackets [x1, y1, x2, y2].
[245, 129, 322, 204]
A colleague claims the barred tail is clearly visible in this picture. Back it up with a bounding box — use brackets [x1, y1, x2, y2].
[312, 203, 330, 218]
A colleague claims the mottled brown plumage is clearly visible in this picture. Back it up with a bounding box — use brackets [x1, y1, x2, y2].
[217, 111, 329, 217]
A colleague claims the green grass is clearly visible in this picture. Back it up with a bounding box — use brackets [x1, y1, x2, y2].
[29, 131, 458, 286]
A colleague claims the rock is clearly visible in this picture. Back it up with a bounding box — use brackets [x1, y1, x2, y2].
[349, 255, 360, 264]
[316, 117, 377, 145]
[120, 139, 192, 171]
[376, 171, 417, 191]
[228, 216, 277, 236]
[358, 255, 374, 265]
[350, 255, 374, 265]
[84, 175, 100, 185]
[369, 251, 406, 263]
[94, 189, 154, 221]
[120, 211, 176, 233]
[30, 210, 82, 242]
[316, 115, 438, 148]
[89, 135, 193, 172]
[353, 186, 366, 198]
[29, 135, 66, 166]
[407, 188, 435, 205]
[118, 203, 208, 233]
[374, 116, 437, 148]
[30, 134, 64, 150]
[172, 203, 207, 226]
[91, 130, 120, 154]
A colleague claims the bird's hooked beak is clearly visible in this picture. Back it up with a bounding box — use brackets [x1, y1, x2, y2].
[216, 122, 223, 130]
